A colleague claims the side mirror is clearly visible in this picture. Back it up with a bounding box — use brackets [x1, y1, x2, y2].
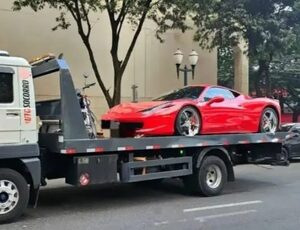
[207, 96, 225, 105]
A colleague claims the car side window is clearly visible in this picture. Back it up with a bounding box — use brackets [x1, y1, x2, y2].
[203, 87, 235, 101]
[0, 72, 13, 103]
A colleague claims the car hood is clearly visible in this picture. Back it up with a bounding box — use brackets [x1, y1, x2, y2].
[107, 101, 167, 114]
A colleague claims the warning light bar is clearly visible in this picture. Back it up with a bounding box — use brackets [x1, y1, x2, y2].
[29, 53, 56, 66]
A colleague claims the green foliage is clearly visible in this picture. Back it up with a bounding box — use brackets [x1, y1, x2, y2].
[217, 46, 234, 88]
[193, 0, 297, 57]
[192, 0, 300, 97]
[270, 54, 300, 119]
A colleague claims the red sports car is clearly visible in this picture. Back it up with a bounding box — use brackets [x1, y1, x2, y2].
[101, 85, 281, 137]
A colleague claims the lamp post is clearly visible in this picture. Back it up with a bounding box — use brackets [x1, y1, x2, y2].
[173, 49, 199, 86]
[131, 84, 138, 102]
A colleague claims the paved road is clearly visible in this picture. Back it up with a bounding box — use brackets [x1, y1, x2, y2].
[3, 160, 300, 230]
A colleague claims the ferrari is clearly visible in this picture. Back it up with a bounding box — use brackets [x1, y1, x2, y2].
[101, 85, 281, 137]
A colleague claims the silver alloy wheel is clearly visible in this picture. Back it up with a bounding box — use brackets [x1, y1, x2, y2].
[178, 107, 200, 136]
[262, 109, 278, 133]
[206, 165, 222, 189]
[0, 180, 19, 215]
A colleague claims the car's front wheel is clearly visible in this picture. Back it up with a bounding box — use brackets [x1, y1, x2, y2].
[175, 106, 201, 136]
[259, 107, 278, 133]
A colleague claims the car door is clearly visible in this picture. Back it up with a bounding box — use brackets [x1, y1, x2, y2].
[0, 66, 21, 144]
[200, 87, 243, 133]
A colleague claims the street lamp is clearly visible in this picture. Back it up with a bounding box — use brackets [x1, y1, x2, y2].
[173, 49, 199, 86]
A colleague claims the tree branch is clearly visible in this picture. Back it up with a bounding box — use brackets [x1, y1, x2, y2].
[116, 0, 127, 24]
[79, 0, 92, 37]
[61, 0, 78, 21]
[106, 0, 120, 67]
[63, 0, 113, 106]
[120, 0, 152, 74]
[117, 4, 127, 36]
[73, 0, 86, 35]
[105, 0, 116, 27]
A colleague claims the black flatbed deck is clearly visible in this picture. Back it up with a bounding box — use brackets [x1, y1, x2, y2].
[38, 132, 284, 155]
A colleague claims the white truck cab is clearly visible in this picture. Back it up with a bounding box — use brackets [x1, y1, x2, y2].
[0, 51, 37, 145]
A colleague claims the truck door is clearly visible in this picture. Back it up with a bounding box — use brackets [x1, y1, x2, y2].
[0, 66, 21, 144]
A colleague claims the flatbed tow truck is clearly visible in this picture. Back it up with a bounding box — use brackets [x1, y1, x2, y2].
[0, 51, 289, 223]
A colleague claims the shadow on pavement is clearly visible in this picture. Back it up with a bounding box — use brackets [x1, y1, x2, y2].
[290, 158, 300, 163]
[22, 179, 184, 220]
[224, 178, 276, 194]
[19, 176, 277, 222]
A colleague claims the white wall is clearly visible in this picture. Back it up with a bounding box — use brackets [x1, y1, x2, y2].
[0, 1, 217, 115]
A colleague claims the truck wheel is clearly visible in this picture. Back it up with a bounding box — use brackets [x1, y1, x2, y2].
[183, 156, 227, 196]
[0, 169, 29, 223]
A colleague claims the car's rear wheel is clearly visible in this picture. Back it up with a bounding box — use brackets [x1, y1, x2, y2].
[175, 106, 201, 136]
[259, 107, 278, 133]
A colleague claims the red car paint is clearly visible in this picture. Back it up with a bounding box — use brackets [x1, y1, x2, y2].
[101, 85, 281, 137]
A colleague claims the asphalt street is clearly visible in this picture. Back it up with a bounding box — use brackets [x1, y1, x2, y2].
[3, 160, 300, 230]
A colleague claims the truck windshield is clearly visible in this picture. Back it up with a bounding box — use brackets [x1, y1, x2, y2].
[153, 86, 204, 101]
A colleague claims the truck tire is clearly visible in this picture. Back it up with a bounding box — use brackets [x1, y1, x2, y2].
[183, 156, 227, 196]
[0, 168, 29, 223]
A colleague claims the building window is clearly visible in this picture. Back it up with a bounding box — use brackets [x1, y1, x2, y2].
[0, 72, 13, 103]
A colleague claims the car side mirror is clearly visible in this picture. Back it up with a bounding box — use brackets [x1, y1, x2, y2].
[207, 96, 224, 105]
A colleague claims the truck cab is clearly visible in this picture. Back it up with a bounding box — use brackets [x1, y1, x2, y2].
[0, 51, 40, 223]
[0, 51, 37, 145]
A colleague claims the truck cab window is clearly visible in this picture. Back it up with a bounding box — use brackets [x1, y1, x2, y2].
[0, 72, 13, 103]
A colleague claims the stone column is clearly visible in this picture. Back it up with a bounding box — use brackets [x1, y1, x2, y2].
[233, 39, 249, 94]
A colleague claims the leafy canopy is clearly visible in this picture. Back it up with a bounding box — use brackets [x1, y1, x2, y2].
[192, 0, 298, 59]
[192, 0, 300, 97]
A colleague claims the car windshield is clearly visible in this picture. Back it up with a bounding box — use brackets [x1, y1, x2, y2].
[153, 86, 204, 101]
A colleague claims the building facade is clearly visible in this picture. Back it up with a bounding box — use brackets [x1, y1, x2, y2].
[0, 1, 218, 115]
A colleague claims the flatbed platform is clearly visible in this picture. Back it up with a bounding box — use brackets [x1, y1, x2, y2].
[39, 133, 283, 155]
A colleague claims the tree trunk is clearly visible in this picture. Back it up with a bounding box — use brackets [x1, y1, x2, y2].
[265, 64, 271, 97]
[279, 95, 284, 113]
[292, 111, 299, 122]
[110, 31, 122, 108]
[84, 40, 114, 107]
[257, 59, 271, 97]
[113, 73, 122, 106]
[254, 72, 262, 97]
